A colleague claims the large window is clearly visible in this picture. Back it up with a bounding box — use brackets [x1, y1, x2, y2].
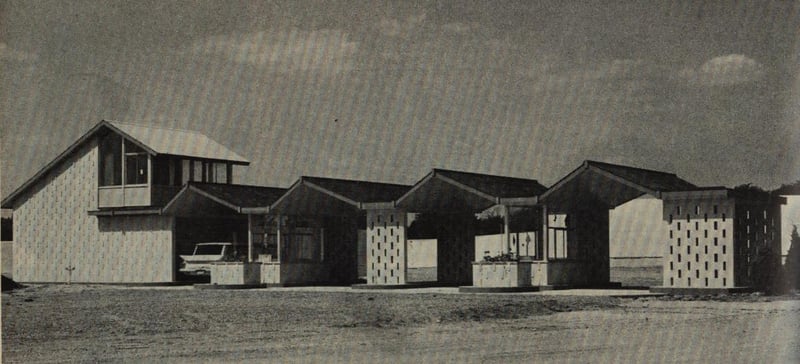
[98, 134, 150, 186]
[99, 134, 122, 186]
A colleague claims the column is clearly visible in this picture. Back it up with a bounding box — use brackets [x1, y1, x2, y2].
[247, 214, 253, 262]
[365, 209, 407, 285]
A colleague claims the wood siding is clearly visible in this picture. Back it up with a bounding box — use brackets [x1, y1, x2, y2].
[12, 138, 174, 283]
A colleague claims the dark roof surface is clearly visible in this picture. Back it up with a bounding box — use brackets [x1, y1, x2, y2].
[434, 168, 548, 198]
[189, 182, 287, 208]
[587, 160, 697, 192]
[302, 176, 411, 203]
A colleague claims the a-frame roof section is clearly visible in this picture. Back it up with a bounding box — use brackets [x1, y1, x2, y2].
[395, 168, 548, 212]
[162, 182, 287, 216]
[538, 160, 697, 211]
[107, 121, 249, 164]
[269, 176, 411, 215]
[2, 120, 249, 209]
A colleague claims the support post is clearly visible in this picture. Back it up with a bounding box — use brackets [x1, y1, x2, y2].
[247, 214, 253, 262]
[276, 215, 282, 262]
[503, 205, 511, 255]
[542, 205, 549, 262]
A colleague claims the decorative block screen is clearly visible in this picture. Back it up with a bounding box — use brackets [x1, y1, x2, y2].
[365, 209, 407, 285]
[663, 199, 734, 288]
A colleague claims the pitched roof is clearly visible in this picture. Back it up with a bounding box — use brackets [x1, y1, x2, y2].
[2, 120, 249, 208]
[433, 168, 548, 199]
[394, 168, 547, 212]
[539, 160, 698, 209]
[301, 176, 411, 203]
[187, 183, 287, 209]
[107, 121, 249, 163]
[269, 176, 412, 215]
[586, 161, 697, 192]
[162, 182, 287, 215]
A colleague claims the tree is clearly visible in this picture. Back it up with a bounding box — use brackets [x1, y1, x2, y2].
[784, 225, 800, 291]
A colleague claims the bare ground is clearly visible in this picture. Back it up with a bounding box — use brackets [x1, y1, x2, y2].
[2, 285, 799, 363]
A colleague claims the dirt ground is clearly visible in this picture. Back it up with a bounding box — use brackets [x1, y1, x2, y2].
[2, 285, 799, 363]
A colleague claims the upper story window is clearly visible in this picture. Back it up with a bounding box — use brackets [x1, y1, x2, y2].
[99, 134, 149, 187]
[124, 140, 148, 185]
[99, 134, 122, 186]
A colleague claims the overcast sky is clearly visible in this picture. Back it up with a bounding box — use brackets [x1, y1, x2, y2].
[1, 0, 798, 196]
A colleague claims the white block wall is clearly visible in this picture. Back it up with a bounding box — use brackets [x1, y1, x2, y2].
[663, 198, 735, 288]
[366, 209, 407, 285]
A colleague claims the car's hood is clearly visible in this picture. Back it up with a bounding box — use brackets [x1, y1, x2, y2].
[180, 254, 225, 262]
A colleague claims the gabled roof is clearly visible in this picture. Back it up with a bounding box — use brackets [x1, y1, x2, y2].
[539, 160, 698, 210]
[107, 121, 249, 164]
[587, 161, 697, 192]
[2, 120, 249, 209]
[162, 182, 287, 215]
[394, 168, 548, 212]
[433, 169, 549, 199]
[269, 176, 411, 215]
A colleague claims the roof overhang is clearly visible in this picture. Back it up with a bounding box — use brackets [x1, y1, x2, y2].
[539, 162, 660, 212]
[162, 184, 246, 217]
[395, 171, 518, 212]
[88, 207, 163, 216]
[269, 178, 363, 216]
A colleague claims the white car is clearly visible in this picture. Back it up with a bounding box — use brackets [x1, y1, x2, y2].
[179, 242, 237, 276]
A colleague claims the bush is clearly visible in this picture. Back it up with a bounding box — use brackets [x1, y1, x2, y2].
[784, 225, 800, 291]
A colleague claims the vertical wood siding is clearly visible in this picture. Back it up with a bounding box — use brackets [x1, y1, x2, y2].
[12, 139, 174, 283]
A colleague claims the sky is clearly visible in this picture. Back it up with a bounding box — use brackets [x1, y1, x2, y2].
[1, 0, 798, 197]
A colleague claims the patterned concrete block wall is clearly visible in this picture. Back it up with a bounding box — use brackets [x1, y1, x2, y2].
[733, 201, 780, 287]
[12, 139, 174, 283]
[366, 209, 407, 285]
[662, 198, 735, 288]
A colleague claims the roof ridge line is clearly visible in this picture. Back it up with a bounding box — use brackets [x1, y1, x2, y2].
[586, 160, 680, 176]
[105, 119, 208, 137]
[301, 175, 411, 187]
[432, 168, 541, 183]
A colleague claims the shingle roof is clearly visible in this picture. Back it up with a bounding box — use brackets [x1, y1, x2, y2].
[107, 121, 249, 163]
[301, 176, 411, 203]
[188, 183, 287, 209]
[586, 160, 697, 192]
[433, 169, 548, 198]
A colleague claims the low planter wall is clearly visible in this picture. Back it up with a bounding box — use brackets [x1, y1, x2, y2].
[210, 262, 261, 285]
[472, 261, 532, 288]
[260, 262, 329, 285]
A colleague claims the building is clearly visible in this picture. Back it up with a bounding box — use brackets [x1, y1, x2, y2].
[655, 188, 785, 292]
[0, 120, 280, 283]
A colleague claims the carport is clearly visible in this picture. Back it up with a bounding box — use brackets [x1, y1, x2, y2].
[161, 182, 287, 281]
[537, 160, 697, 287]
[265, 176, 410, 286]
[363, 169, 547, 286]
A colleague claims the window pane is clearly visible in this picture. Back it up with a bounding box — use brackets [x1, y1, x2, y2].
[125, 154, 148, 184]
[181, 160, 191, 184]
[192, 160, 203, 182]
[124, 139, 145, 154]
[99, 134, 122, 186]
[214, 163, 227, 183]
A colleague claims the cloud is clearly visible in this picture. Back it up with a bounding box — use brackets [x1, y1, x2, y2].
[441, 22, 472, 34]
[378, 13, 427, 37]
[681, 54, 765, 86]
[0, 43, 37, 62]
[188, 29, 358, 74]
